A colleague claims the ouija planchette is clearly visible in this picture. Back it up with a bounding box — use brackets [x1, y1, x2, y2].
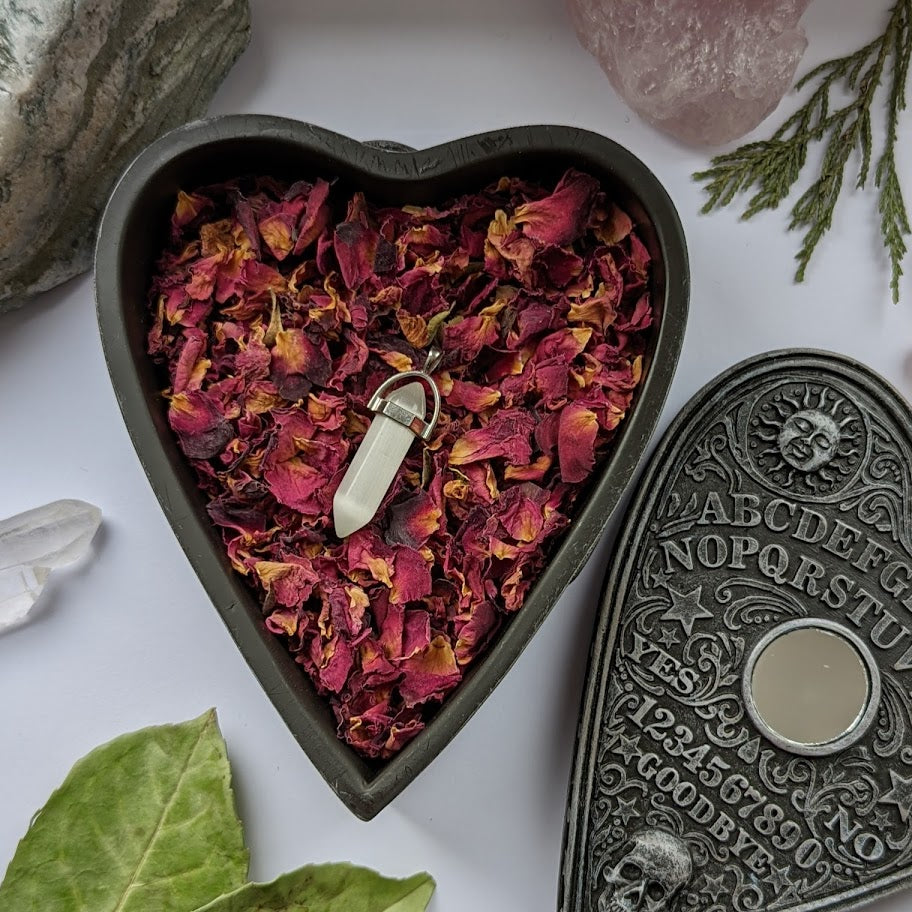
[562, 351, 912, 912]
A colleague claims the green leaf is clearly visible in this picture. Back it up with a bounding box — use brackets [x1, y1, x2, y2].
[192, 864, 435, 912]
[0, 710, 248, 912]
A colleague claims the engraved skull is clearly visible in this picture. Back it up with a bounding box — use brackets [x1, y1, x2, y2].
[777, 409, 839, 472]
[598, 829, 692, 912]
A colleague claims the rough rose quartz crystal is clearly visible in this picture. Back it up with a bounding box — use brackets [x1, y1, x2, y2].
[568, 0, 814, 146]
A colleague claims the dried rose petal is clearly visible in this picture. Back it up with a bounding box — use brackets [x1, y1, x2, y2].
[387, 491, 442, 549]
[497, 483, 550, 543]
[558, 403, 600, 483]
[446, 380, 501, 413]
[514, 169, 600, 246]
[449, 408, 535, 466]
[399, 636, 461, 707]
[168, 390, 233, 459]
[172, 190, 210, 230]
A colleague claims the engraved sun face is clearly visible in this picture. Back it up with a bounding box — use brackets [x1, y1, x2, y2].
[750, 383, 864, 496]
[777, 409, 840, 472]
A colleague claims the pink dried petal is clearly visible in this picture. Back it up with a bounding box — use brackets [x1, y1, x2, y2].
[387, 491, 442, 549]
[381, 717, 425, 756]
[463, 463, 499, 504]
[390, 546, 433, 605]
[239, 259, 286, 296]
[374, 596, 404, 659]
[628, 234, 652, 279]
[533, 246, 584, 288]
[398, 636, 461, 707]
[329, 330, 370, 389]
[442, 313, 500, 361]
[172, 190, 211, 230]
[271, 328, 332, 399]
[345, 529, 395, 586]
[513, 169, 600, 247]
[319, 635, 355, 693]
[615, 293, 653, 332]
[484, 210, 537, 282]
[593, 202, 634, 245]
[508, 300, 555, 347]
[402, 609, 432, 659]
[265, 607, 299, 637]
[234, 195, 262, 258]
[258, 197, 307, 261]
[497, 483, 549, 543]
[454, 601, 500, 665]
[255, 559, 320, 606]
[235, 338, 272, 380]
[334, 194, 380, 289]
[502, 560, 533, 612]
[262, 412, 348, 514]
[294, 179, 332, 255]
[568, 285, 621, 330]
[172, 329, 208, 394]
[534, 361, 570, 408]
[504, 454, 553, 482]
[329, 585, 369, 637]
[359, 637, 401, 685]
[186, 254, 222, 301]
[534, 326, 592, 362]
[447, 380, 501, 412]
[449, 408, 535, 466]
[558, 403, 599, 483]
[168, 390, 233, 459]
[306, 391, 348, 430]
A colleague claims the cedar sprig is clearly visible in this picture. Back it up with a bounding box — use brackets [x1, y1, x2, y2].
[694, 0, 912, 303]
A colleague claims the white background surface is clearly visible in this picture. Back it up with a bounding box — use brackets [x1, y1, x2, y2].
[2, 1, 912, 910]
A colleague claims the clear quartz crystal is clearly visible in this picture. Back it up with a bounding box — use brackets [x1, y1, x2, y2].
[0, 499, 102, 633]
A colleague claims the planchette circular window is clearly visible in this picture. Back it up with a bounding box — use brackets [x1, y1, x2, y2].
[743, 618, 881, 756]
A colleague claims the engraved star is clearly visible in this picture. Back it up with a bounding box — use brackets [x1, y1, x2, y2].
[764, 863, 793, 894]
[871, 807, 893, 831]
[651, 568, 672, 588]
[612, 733, 642, 764]
[614, 795, 640, 826]
[878, 769, 912, 823]
[700, 873, 726, 903]
[775, 882, 804, 907]
[660, 584, 714, 636]
[658, 626, 680, 649]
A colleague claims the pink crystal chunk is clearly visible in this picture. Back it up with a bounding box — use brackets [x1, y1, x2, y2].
[568, 0, 813, 146]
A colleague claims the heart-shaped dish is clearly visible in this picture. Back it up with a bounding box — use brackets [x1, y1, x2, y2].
[95, 117, 688, 819]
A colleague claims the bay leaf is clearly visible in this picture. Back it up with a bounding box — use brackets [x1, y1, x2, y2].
[0, 709, 248, 912]
[192, 863, 435, 912]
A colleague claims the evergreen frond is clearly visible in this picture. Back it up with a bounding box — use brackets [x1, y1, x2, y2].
[695, 1, 911, 303]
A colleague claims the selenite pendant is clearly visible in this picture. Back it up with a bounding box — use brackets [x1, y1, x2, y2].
[333, 348, 442, 539]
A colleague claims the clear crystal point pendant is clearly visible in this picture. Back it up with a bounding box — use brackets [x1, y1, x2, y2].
[332, 345, 443, 538]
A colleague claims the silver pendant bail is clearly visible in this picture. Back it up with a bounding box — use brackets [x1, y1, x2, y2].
[332, 343, 444, 538]
[366, 347, 443, 443]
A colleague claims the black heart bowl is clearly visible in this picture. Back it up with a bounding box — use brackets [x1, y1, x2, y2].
[94, 116, 689, 819]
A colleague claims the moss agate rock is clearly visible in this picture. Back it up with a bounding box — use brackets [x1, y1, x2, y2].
[568, 0, 812, 146]
[0, 0, 250, 313]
